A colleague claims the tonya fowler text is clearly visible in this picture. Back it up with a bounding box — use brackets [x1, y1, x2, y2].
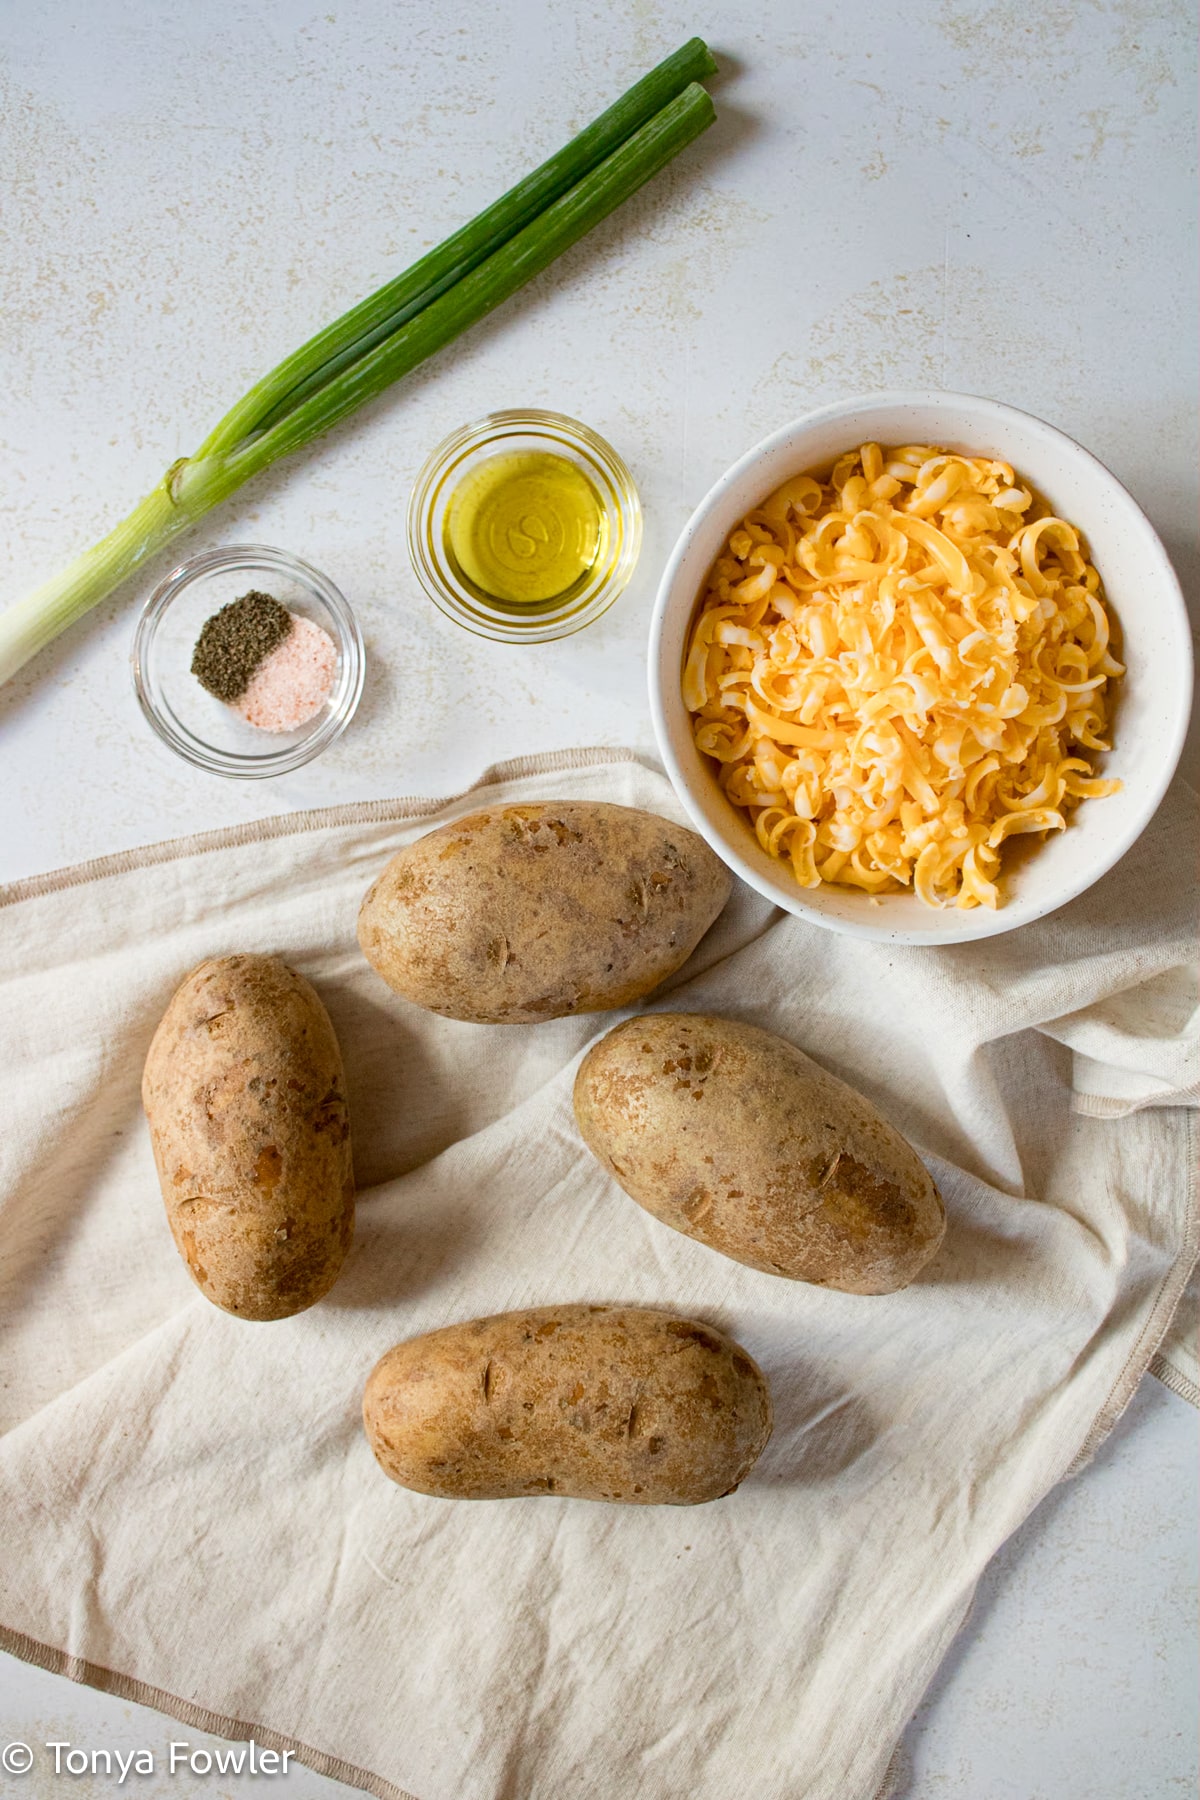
[4, 1739, 295, 1780]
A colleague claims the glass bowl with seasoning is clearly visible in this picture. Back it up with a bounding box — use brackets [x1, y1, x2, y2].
[407, 410, 642, 642]
[132, 544, 365, 778]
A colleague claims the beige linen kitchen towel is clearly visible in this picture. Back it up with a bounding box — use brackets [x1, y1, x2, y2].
[1, 748, 1196, 1800]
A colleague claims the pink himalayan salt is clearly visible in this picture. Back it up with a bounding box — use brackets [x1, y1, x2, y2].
[232, 614, 337, 732]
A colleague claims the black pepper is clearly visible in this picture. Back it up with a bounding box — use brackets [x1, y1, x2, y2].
[190, 591, 294, 701]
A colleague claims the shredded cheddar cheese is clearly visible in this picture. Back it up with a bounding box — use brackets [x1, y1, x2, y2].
[683, 443, 1123, 909]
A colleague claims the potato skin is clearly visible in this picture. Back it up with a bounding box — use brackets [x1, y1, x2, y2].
[356, 802, 732, 1024]
[574, 1015, 945, 1295]
[142, 954, 354, 1320]
[363, 1305, 773, 1505]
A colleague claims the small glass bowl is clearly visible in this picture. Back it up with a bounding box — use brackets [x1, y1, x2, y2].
[131, 544, 365, 779]
[407, 409, 642, 642]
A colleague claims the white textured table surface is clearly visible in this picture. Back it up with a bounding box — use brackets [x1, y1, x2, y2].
[1, 1, 1196, 1796]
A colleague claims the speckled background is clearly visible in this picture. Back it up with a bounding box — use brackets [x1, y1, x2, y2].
[1, 1, 1196, 1795]
[2, 0, 1196, 875]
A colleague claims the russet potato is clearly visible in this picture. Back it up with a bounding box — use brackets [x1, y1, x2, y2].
[363, 1304, 773, 1504]
[356, 801, 732, 1024]
[142, 954, 354, 1320]
[574, 1013, 945, 1295]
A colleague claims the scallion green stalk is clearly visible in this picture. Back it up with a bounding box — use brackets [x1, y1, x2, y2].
[0, 47, 716, 686]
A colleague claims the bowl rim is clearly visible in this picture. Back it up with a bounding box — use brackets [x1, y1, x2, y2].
[648, 389, 1194, 944]
[131, 542, 365, 780]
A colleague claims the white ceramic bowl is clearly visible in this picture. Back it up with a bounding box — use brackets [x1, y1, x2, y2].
[649, 391, 1192, 944]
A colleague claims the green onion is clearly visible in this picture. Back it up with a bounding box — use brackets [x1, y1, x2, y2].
[0, 44, 716, 686]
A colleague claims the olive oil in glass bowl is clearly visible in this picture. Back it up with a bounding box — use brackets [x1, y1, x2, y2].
[407, 410, 642, 641]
